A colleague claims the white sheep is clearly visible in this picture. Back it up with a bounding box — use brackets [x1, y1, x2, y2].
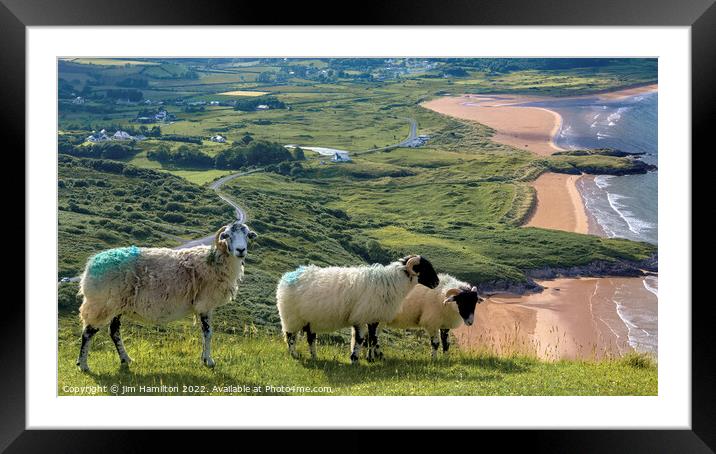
[76, 221, 257, 372]
[275, 255, 440, 364]
[388, 273, 483, 358]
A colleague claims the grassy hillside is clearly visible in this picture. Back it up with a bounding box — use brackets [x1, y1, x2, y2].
[58, 315, 656, 396]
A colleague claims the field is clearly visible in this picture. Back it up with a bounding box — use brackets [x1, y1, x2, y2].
[57, 58, 658, 395]
[58, 315, 656, 396]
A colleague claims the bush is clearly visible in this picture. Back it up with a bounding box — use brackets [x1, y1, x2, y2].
[58, 282, 81, 312]
[161, 212, 186, 223]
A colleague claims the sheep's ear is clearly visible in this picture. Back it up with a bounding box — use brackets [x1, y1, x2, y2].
[247, 230, 258, 240]
[442, 296, 456, 305]
[405, 256, 421, 275]
[214, 227, 230, 254]
[445, 288, 461, 298]
[215, 226, 229, 242]
[471, 286, 478, 293]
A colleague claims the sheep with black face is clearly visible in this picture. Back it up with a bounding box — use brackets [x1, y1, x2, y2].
[388, 273, 484, 358]
[275, 255, 440, 364]
[76, 221, 257, 372]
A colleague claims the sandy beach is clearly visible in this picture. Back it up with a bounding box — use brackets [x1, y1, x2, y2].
[421, 95, 564, 155]
[453, 277, 657, 360]
[597, 83, 658, 100]
[525, 172, 589, 234]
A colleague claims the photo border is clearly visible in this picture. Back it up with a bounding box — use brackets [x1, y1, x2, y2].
[8, 0, 712, 450]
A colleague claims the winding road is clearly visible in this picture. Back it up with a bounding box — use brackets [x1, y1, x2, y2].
[175, 169, 261, 249]
[359, 117, 418, 153]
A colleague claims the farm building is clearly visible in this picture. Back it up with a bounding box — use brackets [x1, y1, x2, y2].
[210, 135, 227, 143]
[331, 151, 351, 163]
[86, 130, 110, 143]
[256, 104, 270, 110]
[112, 130, 133, 141]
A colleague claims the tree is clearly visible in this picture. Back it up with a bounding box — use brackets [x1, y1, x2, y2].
[277, 161, 292, 175]
[241, 133, 253, 145]
[292, 147, 305, 161]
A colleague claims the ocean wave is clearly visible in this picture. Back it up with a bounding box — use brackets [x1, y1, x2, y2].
[613, 287, 658, 354]
[594, 175, 614, 189]
[643, 276, 658, 297]
[606, 193, 656, 235]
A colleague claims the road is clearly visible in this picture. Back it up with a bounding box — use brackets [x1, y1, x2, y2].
[175, 168, 262, 249]
[360, 117, 418, 153]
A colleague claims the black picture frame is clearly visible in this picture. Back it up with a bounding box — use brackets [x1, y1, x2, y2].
[7, 0, 711, 451]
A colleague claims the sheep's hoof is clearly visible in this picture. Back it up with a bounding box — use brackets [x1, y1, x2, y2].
[203, 357, 216, 368]
[76, 360, 90, 373]
[289, 351, 300, 360]
[350, 354, 359, 365]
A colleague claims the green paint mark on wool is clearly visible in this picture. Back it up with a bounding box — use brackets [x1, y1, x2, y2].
[281, 266, 307, 285]
[87, 245, 141, 278]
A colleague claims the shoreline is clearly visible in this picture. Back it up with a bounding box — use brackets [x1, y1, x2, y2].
[576, 175, 608, 237]
[595, 83, 658, 100]
[453, 276, 657, 361]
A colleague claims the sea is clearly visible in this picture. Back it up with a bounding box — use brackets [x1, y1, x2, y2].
[524, 91, 659, 355]
[528, 92, 658, 244]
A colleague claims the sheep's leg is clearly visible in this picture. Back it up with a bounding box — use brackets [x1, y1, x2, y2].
[350, 325, 366, 364]
[109, 315, 132, 366]
[200, 313, 215, 368]
[303, 324, 317, 360]
[366, 322, 384, 362]
[285, 332, 299, 359]
[440, 329, 450, 354]
[76, 325, 99, 372]
[429, 330, 440, 360]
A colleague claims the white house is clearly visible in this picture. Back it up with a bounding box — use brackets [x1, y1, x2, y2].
[72, 96, 85, 105]
[256, 104, 270, 110]
[210, 134, 227, 143]
[112, 130, 133, 141]
[86, 130, 110, 143]
[330, 151, 351, 163]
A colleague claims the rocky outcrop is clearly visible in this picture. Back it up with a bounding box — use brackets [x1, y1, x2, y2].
[526, 253, 658, 281]
[480, 253, 658, 296]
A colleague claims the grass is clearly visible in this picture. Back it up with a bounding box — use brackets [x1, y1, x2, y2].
[58, 315, 656, 396]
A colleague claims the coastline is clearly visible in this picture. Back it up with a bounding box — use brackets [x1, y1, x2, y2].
[423, 85, 658, 361]
[576, 175, 608, 236]
[596, 83, 658, 100]
[453, 276, 657, 360]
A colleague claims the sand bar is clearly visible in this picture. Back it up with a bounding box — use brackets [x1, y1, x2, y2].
[421, 95, 564, 155]
[525, 172, 589, 234]
[597, 83, 658, 100]
[453, 277, 657, 360]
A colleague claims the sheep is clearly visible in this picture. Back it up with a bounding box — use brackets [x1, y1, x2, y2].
[388, 273, 483, 359]
[275, 255, 440, 364]
[75, 221, 258, 372]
